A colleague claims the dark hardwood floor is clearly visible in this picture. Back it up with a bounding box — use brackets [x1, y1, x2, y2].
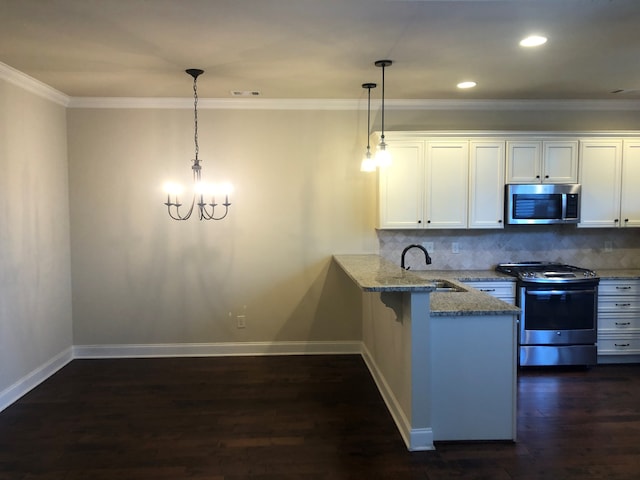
[1, 355, 639, 480]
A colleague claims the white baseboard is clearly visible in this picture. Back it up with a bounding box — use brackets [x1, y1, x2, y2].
[73, 341, 362, 358]
[360, 344, 435, 451]
[0, 347, 73, 413]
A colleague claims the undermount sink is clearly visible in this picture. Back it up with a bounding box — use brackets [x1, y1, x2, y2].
[433, 279, 467, 293]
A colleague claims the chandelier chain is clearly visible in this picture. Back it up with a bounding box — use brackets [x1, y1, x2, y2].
[193, 75, 199, 161]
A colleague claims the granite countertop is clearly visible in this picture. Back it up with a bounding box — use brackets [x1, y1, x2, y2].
[333, 254, 519, 316]
[596, 269, 640, 280]
[333, 255, 640, 317]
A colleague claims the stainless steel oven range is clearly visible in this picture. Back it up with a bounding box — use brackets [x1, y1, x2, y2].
[496, 262, 600, 367]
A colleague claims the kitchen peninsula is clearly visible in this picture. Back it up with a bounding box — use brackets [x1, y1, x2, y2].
[334, 254, 520, 451]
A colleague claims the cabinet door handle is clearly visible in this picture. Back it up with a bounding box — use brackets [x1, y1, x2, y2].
[614, 218, 619, 223]
[615, 322, 631, 326]
[615, 303, 632, 307]
[417, 220, 422, 224]
[624, 218, 629, 223]
[498, 219, 503, 223]
[616, 286, 632, 290]
[427, 220, 431, 223]
[480, 288, 496, 292]
[544, 175, 549, 178]
[614, 343, 631, 347]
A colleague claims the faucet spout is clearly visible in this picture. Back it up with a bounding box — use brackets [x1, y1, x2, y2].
[400, 244, 432, 270]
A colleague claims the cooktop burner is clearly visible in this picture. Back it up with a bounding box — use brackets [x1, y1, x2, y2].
[496, 262, 599, 283]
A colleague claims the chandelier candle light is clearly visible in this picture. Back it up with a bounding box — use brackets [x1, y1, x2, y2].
[163, 68, 232, 221]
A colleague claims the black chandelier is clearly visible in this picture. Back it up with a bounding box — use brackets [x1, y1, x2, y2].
[163, 69, 232, 221]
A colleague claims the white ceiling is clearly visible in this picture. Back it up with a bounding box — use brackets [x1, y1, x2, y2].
[1, 0, 640, 100]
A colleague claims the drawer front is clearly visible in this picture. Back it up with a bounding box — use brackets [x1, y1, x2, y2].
[599, 280, 640, 296]
[598, 335, 640, 355]
[464, 281, 515, 297]
[598, 298, 640, 313]
[598, 315, 640, 333]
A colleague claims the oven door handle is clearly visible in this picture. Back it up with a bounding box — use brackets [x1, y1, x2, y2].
[525, 289, 597, 296]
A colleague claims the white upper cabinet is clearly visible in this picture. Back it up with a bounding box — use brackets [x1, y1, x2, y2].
[578, 140, 623, 228]
[620, 141, 640, 227]
[424, 141, 469, 229]
[506, 140, 578, 184]
[378, 138, 468, 229]
[468, 141, 505, 229]
[378, 140, 424, 229]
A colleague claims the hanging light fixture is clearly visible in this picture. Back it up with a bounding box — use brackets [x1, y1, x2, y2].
[163, 68, 232, 221]
[374, 59, 392, 168]
[360, 82, 377, 172]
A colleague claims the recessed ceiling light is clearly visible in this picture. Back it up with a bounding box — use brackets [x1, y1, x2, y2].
[520, 35, 547, 47]
[457, 81, 477, 89]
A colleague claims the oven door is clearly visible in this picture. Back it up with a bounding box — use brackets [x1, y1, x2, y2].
[519, 283, 598, 346]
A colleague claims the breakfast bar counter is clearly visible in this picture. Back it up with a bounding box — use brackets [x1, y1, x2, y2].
[333, 254, 519, 450]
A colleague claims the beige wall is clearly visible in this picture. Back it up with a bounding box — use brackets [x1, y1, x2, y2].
[67, 108, 376, 345]
[65, 102, 640, 348]
[0, 80, 72, 392]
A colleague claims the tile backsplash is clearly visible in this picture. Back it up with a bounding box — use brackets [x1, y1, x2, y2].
[378, 226, 640, 271]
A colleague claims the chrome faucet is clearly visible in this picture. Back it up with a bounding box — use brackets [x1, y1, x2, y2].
[401, 244, 432, 270]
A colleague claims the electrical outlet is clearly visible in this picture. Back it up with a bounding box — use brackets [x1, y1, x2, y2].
[604, 240, 613, 252]
[236, 315, 246, 328]
[422, 241, 434, 252]
[451, 242, 460, 254]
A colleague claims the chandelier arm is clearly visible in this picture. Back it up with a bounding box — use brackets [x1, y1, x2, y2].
[199, 199, 231, 220]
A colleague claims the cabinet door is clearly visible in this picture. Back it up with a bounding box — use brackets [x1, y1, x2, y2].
[578, 140, 623, 228]
[543, 141, 578, 183]
[425, 141, 469, 229]
[378, 141, 425, 229]
[506, 141, 541, 183]
[468, 141, 505, 229]
[621, 141, 640, 228]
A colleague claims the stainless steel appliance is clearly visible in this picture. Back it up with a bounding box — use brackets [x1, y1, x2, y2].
[505, 184, 581, 225]
[496, 262, 599, 367]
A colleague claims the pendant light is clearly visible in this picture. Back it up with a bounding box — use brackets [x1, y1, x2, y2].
[163, 68, 232, 221]
[374, 59, 392, 168]
[360, 82, 377, 172]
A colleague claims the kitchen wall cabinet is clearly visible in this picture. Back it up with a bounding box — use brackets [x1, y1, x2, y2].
[506, 140, 578, 184]
[578, 139, 640, 228]
[598, 279, 640, 362]
[425, 141, 469, 229]
[378, 139, 468, 229]
[620, 141, 640, 227]
[378, 141, 424, 229]
[468, 141, 505, 229]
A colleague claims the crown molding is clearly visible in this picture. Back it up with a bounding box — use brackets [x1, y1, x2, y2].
[67, 96, 361, 110]
[2, 61, 639, 112]
[68, 96, 640, 111]
[0, 61, 69, 106]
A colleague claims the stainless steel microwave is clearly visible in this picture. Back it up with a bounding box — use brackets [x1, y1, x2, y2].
[505, 184, 581, 225]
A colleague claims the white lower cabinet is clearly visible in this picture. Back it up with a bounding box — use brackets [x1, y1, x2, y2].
[597, 279, 640, 362]
[463, 280, 516, 305]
